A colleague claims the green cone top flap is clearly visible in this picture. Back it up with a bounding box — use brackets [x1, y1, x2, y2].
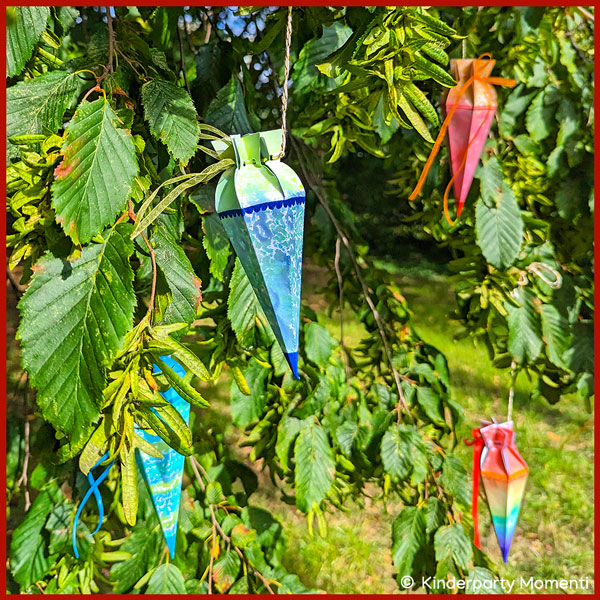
[212, 130, 305, 378]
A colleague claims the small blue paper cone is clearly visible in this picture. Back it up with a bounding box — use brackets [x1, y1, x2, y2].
[135, 356, 190, 558]
[213, 131, 305, 378]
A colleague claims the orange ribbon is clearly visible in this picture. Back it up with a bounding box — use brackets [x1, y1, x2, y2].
[409, 54, 516, 225]
[464, 427, 484, 549]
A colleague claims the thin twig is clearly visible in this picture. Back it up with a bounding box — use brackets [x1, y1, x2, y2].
[291, 137, 411, 416]
[189, 456, 206, 492]
[116, 47, 143, 80]
[177, 26, 191, 94]
[334, 236, 350, 380]
[190, 457, 276, 594]
[576, 6, 594, 21]
[6, 269, 25, 295]
[16, 420, 31, 510]
[128, 201, 157, 321]
[208, 523, 215, 594]
[141, 232, 157, 320]
[101, 8, 115, 80]
[202, 11, 212, 44]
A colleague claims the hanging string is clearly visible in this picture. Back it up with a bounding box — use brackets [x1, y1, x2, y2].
[72, 453, 115, 559]
[507, 360, 517, 422]
[464, 428, 484, 549]
[274, 6, 293, 160]
[527, 261, 562, 289]
[408, 53, 515, 224]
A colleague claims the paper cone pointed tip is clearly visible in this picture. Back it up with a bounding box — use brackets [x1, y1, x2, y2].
[284, 351, 300, 379]
[502, 546, 510, 564]
[166, 535, 177, 559]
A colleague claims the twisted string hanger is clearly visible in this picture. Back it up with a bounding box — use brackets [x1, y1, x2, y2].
[274, 6, 293, 160]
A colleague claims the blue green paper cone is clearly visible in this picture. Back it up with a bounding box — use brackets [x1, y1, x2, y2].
[212, 131, 305, 379]
[135, 356, 190, 558]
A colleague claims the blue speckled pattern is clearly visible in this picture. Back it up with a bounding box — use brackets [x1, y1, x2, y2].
[135, 356, 189, 558]
[214, 132, 306, 378]
[219, 199, 304, 376]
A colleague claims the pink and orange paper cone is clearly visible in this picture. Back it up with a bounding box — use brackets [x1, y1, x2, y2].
[443, 59, 498, 219]
[409, 54, 515, 225]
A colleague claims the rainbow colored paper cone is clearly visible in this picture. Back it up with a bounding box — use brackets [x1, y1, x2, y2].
[443, 59, 497, 217]
[479, 420, 528, 563]
[212, 130, 305, 378]
[135, 356, 190, 558]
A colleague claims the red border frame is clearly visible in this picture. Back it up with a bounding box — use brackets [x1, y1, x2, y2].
[1, 2, 597, 598]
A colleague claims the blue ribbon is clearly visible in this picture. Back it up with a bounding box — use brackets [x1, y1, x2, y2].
[72, 452, 115, 559]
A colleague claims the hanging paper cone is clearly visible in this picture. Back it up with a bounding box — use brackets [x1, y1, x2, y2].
[410, 54, 515, 225]
[479, 420, 528, 563]
[135, 356, 190, 558]
[443, 58, 497, 217]
[212, 130, 305, 378]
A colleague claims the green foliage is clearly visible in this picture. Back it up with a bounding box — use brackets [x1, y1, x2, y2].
[51, 98, 138, 244]
[17, 224, 136, 446]
[6, 7, 51, 78]
[390, 6, 594, 407]
[141, 79, 200, 165]
[6, 5, 592, 595]
[6, 70, 80, 163]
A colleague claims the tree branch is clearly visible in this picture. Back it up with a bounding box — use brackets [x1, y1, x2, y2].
[101, 8, 115, 80]
[177, 26, 191, 94]
[290, 137, 412, 416]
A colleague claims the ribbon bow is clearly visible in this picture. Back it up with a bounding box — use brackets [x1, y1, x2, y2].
[409, 54, 516, 225]
[72, 452, 115, 559]
[464, 427, 484, 549]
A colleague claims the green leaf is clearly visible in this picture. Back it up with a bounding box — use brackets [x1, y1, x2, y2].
[505, 287, 543, 363]
[120, 443, 138, 526]
[434, 524, 472, 571]
[6, 7, 51, 77]
[381, 424, 428, 485]
[146, 564, 186, 594]
[276, 415, 303, 473]
[212, 550, 242, 593]
[540, 303, 571, 369]
[475, 159, 523, 269]
[416, 386, 445, 426]
[466, 567, 504, 594]
[141, 79, 200, 165]
[111, 529, 162, 593]
[525, 90, 554, 142]
[52, 98, 138, 245]
[567, 321, 594, 374]
[439, 454, 471, 508]
[294, 421, 335, 512]
[397, 93, 434, 142]
[17, 224, 136, 444]
[153, 227, 201, 326]
[227, 258, 274, 347]
[423, 497, 445, 534]
[230, 359, 270, 427]
[205, 76, 253, 135]
[10, 485, 57, 587]
[6, 70, 81, 163]
[499, 85, 536, 139]
[391, 506, 426, 578]
[304, 321, 336, 366]
[202, 213, 231, 281]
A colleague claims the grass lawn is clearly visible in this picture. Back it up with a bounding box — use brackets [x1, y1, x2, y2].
[211, 266, 594, 594]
